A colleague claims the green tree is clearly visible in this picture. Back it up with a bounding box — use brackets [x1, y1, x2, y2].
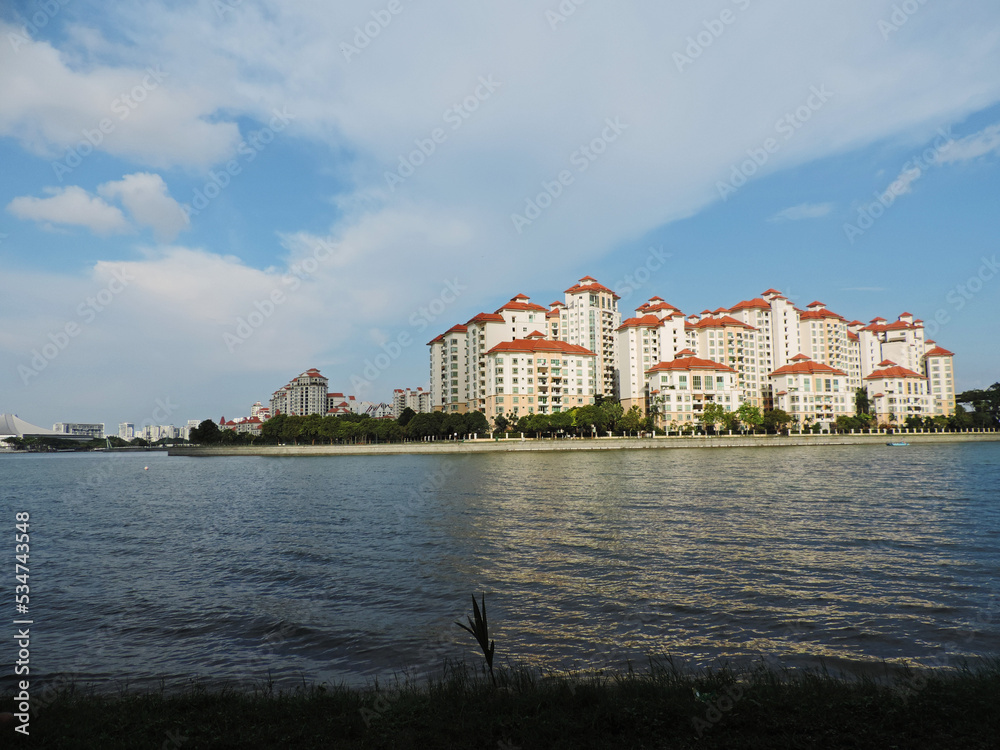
[189, 419, 221, 444]
[949, 408, 973, 431]
[763, 408, 792, 434]
[600, 401, 624, 433]
[465, 411, 491, 436]
[493, 414, 510, 434]
[736, 403, 763, 433]
[549, 410, 574, 436]
[397, 407, 416, 427]
[956, 383, 1000, 427]
[721, 410, 740, 433]
[855, 387, 872, 416]
[574, 404, 608, 436]
[619, 405, 644, 435]
[699, 403, 727, 433]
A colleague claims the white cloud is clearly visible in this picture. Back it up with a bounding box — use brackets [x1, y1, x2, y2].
[6, 186, 128, 235]
[886, 166, 923, 197]
[0, 21, 241, 169]
[8, 173, 187, 239]
[768, 202, 835, 222]
[98, 173, 189, 241]
[935, 122, 1000, 164]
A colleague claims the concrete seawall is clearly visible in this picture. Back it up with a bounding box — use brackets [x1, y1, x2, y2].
[168, 431, 1000, 457]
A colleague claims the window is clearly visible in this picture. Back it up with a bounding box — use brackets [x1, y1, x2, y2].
[692, 375, 702, 389]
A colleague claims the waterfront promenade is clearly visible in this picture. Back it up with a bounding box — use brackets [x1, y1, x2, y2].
[169, 430, 1000, 457]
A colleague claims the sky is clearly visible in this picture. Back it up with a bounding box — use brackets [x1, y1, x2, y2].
[1, 0, 999, 430]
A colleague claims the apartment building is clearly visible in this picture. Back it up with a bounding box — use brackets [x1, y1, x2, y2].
[799, 301, 851, 375]
[393, 387, 433, 416]
[645, 350, 740, 428]
[428, 324, 469, 413]
[770, 355, 852, 428]
[429, 280, 959, 423]
[554, 277, 622, 399]
[864, 360, 932, 424]
[484, 334, 598, 417]
[922, 344, 956, 417]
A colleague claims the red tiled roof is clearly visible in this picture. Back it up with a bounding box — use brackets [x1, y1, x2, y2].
[646, 355, 736, 374]
[924, 346, 955, 358]
[807, 301, 825, 308]
[770, 359, 848, 376]
[564, 278, 620, 299]
[761, 288, 782, 295]
[800, 308, 846, 322]
[497, 297, 548, 313]
[638, 301, 681, 314]
[466, 312, 506, 324]
[688, 315, 755, 330]
[730, 298, 771, 311]
[488, 339, 597, 356]
[618, 314, 664, 331]
[866, 365, 927, 380]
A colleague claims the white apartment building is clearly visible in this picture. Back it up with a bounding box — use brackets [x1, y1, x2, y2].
[687, 314, 760, 407]
[430, 281, 960, 422]
[646, 350, 741, 429]
[140, 424, 177, 442]
[484, 335, 598, 417]
[428, 323, 469, 413]
[219, 416, 263, 436]
[922, 344, 956, 417]
[52, 422, 105, 439]
[761, 289, 802, 371]
[616, 298, 687, 413]
[554, 277, 622, 399]
[269, 368, 330, 417]
[864, 360, 932, 424]
[770, 355, 852, 429]
[118, 422, 135, 440]
[799, 301, 851, 376]
[393, 387, 432, 416]
[857, 313, 927, 378]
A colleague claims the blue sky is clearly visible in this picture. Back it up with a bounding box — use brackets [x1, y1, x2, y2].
[1, 0, 999, 429]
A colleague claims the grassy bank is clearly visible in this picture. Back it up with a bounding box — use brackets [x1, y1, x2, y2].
[7, 660, 1000, 749]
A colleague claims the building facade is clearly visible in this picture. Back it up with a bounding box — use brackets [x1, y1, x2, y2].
[646, 350, 741, 429]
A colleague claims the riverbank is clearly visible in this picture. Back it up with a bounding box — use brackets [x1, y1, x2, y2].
[169, 430, 1000, 456]
[7, 661, 999, 749]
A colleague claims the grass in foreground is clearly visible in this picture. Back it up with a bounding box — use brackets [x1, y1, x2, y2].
[5, 659, 1000, 749]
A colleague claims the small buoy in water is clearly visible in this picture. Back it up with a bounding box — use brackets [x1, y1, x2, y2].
[144, 466, 149, 471]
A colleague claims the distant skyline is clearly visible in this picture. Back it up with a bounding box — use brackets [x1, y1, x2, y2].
[2, 1, 999, 428]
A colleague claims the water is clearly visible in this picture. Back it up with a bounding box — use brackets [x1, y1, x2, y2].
[1, 443, 998, 692]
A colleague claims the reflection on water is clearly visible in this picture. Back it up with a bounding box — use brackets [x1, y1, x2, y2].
[1, 442, 998, 690]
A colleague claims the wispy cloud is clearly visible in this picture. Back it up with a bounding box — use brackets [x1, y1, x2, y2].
[768, 202, 835, 222]
[935, 122, 1000, 164]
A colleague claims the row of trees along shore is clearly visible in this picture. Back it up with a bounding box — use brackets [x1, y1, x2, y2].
[183, 385, 1000, 446]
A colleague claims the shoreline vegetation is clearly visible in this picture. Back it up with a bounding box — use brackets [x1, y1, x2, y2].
[5, 659, 999, 748]
[168, 430, 1000, 457]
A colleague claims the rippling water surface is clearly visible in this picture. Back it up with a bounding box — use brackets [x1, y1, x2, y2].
[2, 443, 998, 690]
